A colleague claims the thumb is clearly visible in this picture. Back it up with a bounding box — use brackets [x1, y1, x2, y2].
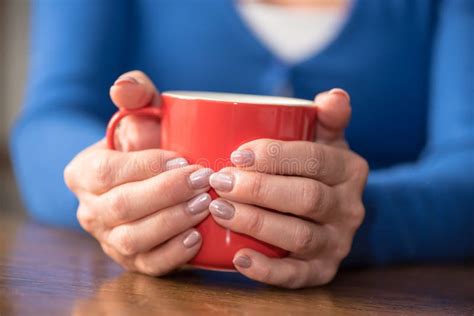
[109, 70, 161, 109]
[109, 71, 162, 151]
[313, 88, 352, 148]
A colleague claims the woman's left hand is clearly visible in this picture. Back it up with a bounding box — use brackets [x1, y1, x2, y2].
[209, 89, 369, 288]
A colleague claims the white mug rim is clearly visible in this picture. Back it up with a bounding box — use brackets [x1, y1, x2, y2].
[162, 91, 314, 107]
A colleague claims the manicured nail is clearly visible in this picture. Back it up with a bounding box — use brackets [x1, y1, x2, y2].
[233, 255, 252, 268]
[209, 199, 235, 220]
[329, 88, 350, 102]
[186, 193, 211, 215]
[183, 230, 201, 248]
[231, 149, 255, 166]
[113, 75, 138, 86]
[209, 172, 234, 192]
[165, 157, 189, 170]
[188, 168, 214, 189]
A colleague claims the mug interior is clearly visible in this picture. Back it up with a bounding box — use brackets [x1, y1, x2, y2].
[162, 91, 314, 106]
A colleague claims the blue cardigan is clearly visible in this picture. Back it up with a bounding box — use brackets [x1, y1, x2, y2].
[10, 0, 473, 265]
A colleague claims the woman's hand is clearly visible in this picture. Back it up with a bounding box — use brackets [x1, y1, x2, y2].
[64, 71, 213, 276]
[208, 89, 369, 288]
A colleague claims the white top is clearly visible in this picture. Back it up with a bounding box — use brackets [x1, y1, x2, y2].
[237, 1, 350, 64]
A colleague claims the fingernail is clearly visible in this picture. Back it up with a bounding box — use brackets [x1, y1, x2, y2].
[329, 88, 350, 102]
[165, 157, 189, 170]
[209, 199, 235, 220]
[183, 230, 201, 248]
[231, 149, 255, 166]
[233, 255, 252, 268]
[113, 75, 139, 86]
[186, 193, 211, 215]
[188, 168, 214, 189]
[209, 172, 234, 192]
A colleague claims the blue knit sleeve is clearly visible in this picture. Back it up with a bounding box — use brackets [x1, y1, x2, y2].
[10, 0, 132, 227]
[347, 0, 474, 265]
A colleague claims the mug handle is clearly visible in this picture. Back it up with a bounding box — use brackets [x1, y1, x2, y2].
[106, 107, 162, 150]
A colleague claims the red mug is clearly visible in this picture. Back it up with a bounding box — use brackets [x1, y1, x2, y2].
[106, 91, 317, 270]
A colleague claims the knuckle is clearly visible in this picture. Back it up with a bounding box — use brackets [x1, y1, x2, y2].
[160, 174, 176, 193]
[76, 204, 94, 232]
[250, 172, 269, 202]
[319, 266, 337, 285]
[307, 144, 326, 178]
[358, 157, 370, 175]
[111, 226, 137, 257]
[91, 154, 114, 188]
[158, 175, 179, 202]
[282, 266, 302, 289]
[254, 139, 273, 155]
[158, 211, 175, 234]
[126, 148, 141, 163]
[64, 152, 90, 191]
[137, 263, 158, 276]
[245, 209, 265, 236]
[352, 155, 370, 182]
[107, 190, 129, 224]
[120, 263, 136, 273]
[135, 257, 165, 277]
[335, 241, 352, 260]
[259, 265, 274, 284]
[128, 152, 161, 177]
[264, 140, 282, 158]
[347, 203, 365, 229]
[300, 181, 324, 217]
[293, 224, 315, 254]
[102, 245, 136, 272]
[63, 162, 76, 190]
[254, 139, 281, 173]
[100, 243, 115, 258]
[147, 155, 163, 175]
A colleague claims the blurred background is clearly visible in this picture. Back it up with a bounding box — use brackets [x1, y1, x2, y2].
[0, 1, 29, 213]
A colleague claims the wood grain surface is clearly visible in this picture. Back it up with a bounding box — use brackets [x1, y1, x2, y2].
[0, 211, 473, 316]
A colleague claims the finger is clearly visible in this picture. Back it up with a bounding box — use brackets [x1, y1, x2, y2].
[116, 115, 162, 152]
[107, 193, 211, 257]
[65, 140, 107, 193]
[230, 139, 351, 185]
[133, 229, 202, 276]
[109, 71, 162, 150]
[210, 168, 337, 222]
[65, 141, 187, 194]
[109, 70, 160, 109]
[99, 165, 213, 227]
[233, 249, 334, 288]
[76, 201, 101, 237]
[209, 199, 328, 255]
[313, 88, 351, 148]
[100, 242, 137, 272]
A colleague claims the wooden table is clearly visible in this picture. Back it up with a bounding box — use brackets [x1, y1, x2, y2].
[0, 213, 473, 315]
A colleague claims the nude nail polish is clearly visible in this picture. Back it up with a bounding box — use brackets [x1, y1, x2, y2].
[188, 168, 214, 189]
[186, 193, 211, 215]
[209, 199, 235, 220]
[165, 157, 189, 170]
[113, 75, 138, 86]
[183, 230, 201, 248]
[329, 88, 350, 102]
[233, 255, 252, 268]
[231, 149, 255, 166]
[209, 172, 234, 192]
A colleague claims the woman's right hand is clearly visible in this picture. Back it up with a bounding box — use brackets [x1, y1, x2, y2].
[64, 71, 213, 276]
